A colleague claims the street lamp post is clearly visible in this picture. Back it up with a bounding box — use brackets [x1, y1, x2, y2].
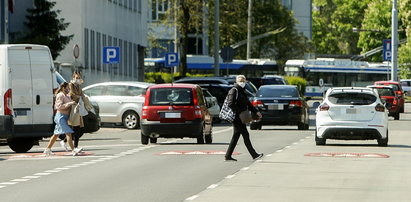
[391, 0, 398, 81]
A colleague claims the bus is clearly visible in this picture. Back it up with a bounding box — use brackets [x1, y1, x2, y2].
[284, 58, 391, 97]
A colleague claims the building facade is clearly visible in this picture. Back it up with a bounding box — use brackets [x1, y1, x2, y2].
[282, 0, 312, 39]
[54, 0, 148, 84]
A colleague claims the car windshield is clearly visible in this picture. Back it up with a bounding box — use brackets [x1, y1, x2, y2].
[262, 78, 286, 85]
[328, 93, 377, 105]
[374, 88, 394, 96]
[150, 88, 193, 105]
[257, 87, 298, 98]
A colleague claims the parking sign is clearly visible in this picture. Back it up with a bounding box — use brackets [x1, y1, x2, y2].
[383, 39, 391, 61]
[103, 47, 120, 64]
[165, 53, 179, 67]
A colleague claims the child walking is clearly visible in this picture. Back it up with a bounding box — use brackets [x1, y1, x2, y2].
[44, 82, 79, 156]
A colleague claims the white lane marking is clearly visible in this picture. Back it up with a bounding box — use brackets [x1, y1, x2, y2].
[55, 167, 70, 170]
[185, 195, 199, 201]
[285, 146, 291, 149]
[292, 142, 299, 145]
[34, 173, 52, 176]
[300, 138, 305, 142]
[65, 165, 81, 168]
[276, 150, 283, 153]
[0, 186, 6, 188]
[225, 175, 235, 179]
[12, 179, 30, 182]
[213, 127, 232, 134]
[0, 182, 18, 185]
[207, 184, 219, 189]
[241, 167, 250, 171]
[22, 176, 41, 179]
[267, 154, 272, 157]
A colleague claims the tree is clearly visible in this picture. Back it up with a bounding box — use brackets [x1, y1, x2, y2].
[21, 0, 73, 59]
[399, 0, 411, 78]
[312, 0, 372, 55]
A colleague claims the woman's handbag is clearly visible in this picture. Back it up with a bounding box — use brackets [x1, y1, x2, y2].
[239, 110, 253, 124]
[219, 88, 238, 123]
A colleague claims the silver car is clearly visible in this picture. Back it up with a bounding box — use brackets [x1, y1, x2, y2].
[83, 81, 153, 129]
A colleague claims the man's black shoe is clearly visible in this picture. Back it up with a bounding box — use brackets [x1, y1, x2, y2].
[225, 157, 237, 161]
[253, 153, 264, 160]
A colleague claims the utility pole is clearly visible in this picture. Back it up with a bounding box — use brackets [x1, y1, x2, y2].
[391, 0, 398, 81]
[213, 0, 220, 76]
[202, 0, 209, 55]
[246, 0, 252, 60]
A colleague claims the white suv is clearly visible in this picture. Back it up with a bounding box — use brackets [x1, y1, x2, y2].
[83, 81, 153, 129]
[315, 87, 389, 146]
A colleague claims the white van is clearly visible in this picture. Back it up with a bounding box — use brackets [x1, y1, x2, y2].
[0, 44, 58, 152]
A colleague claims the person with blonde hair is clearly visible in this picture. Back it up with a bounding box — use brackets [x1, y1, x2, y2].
[44, 82, 79, 156]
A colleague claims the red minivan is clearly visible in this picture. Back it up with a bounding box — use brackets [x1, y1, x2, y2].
[374, 81, 405, 113]
[140, 83, 213, 144]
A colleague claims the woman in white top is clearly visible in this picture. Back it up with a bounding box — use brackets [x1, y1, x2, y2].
[43, 82, 79, 156]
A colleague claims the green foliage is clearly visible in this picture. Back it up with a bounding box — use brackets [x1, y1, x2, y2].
[285, 76, 307, 96]
[16, 0, 73, 60]
[313, 0, 372, 55]
[144, 72, 213, 84]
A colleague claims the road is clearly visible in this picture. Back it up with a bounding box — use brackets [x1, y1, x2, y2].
[0, 103, 409, 202]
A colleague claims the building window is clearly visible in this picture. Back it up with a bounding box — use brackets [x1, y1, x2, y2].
[152, 0, 168, 21]
[90, 30, 95, 70]
[138, 0, 141, 13]
[103, 34, 107, 72]
[282, 0, 292, 10]
[133, 0, 137, 11]
[97, 32, 101, 71]
[129, 42, 133, 76]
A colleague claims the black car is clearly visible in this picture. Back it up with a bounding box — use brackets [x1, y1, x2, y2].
[250, 85, 309, 130]
[248, 75, 287, 89]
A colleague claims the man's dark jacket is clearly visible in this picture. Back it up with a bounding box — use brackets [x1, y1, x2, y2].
[226, 84, 258, 115]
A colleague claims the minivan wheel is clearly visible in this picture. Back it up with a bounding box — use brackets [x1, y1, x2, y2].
[205, 135, 213, 144]
[141, 133, 149, 145]
[123, 111, 139, 129]
[7, 138, 34, 153]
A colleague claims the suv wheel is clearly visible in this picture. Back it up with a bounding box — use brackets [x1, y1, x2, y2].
[315, 130, 326, 146]
[197, 125, 205, 144]
[377, 130, 389, 147]
[141, 133, 149, 145]
[123, 111, 139, 129]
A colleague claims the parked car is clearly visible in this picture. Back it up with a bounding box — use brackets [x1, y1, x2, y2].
[140, 83, 213, 144]
[174, 76, 257, 96]
[248, 75, 287, 89]
[56, 72, 101, 133]
[250, 85, 310, 130]
[367, 85, 401, 120]
[202, 89, 221, 122]
[400, 79, 411, 96]
[83, 81, 153, 129]
[315, 87, 389, 146]
[374, 80, 405, 113]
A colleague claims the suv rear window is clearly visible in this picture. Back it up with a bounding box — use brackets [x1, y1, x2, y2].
[328, 93, 377, 105]
[149, 88, 193, 105]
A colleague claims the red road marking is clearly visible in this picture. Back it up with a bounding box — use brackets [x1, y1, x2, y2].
[7, 151, 94, 159]
[304, 152, 389, 158]
[156, 150, 240, 155]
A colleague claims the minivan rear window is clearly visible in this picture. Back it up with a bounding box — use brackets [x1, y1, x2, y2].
[150, 88, 193, 105]
[328, 93, 377, 105]
[374, 88, 395, 96]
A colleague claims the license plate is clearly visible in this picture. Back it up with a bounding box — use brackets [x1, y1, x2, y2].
[346, 108, 356, 114]
[268, 104, 284, 110]
[164, 112, 181, 118]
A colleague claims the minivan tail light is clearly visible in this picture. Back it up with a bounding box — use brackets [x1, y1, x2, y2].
[194, 105, 202, 118]
[4, 89, 12, 115]
[142, 106, 148, 119]
[375, 104, 385, 112]
[289, 100, 302, 108]
[252, 100, 264, 107]
[319, 103, 330, 111]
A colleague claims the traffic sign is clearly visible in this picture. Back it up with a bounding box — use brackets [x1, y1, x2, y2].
[383, 39, 392, 61]
[103, 46, 120, 64]
[165, 53, 179, 67]
[220, 46, 235, 62]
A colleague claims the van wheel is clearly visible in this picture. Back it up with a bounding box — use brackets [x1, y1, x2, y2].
[7, 138, 34, 153]
[123, 111, 139, 129]
[394, 112, 400, 120]
[197, 125, 205, 144]
[150, 138, 157, 144]
[141, 133, 149, 145]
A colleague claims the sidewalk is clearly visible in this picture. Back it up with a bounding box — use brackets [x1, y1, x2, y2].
[189, 115, 411, 201]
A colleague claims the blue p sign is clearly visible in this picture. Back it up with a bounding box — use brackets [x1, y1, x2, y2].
[165, 53, 179, 67]
[103, 47, 120, 64]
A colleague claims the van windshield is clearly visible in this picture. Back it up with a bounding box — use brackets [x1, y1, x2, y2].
[150, 88, 193, 105]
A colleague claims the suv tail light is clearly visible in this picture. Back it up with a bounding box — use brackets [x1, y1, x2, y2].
[4, 89, 12, 115]
[393, 98, 398, 105]
[252, 100, 264, 107]
[319, 103, 330, 111]
[289, 100, 302, 108]
[141, 106, 148, 119]
[375, 104, 385, 112]
[194, 105, 202, 118]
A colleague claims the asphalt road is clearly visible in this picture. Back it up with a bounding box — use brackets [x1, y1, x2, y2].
[1, 102, 409, 202]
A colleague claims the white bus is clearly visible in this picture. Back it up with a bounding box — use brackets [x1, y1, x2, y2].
[285, 58, 391, 97]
